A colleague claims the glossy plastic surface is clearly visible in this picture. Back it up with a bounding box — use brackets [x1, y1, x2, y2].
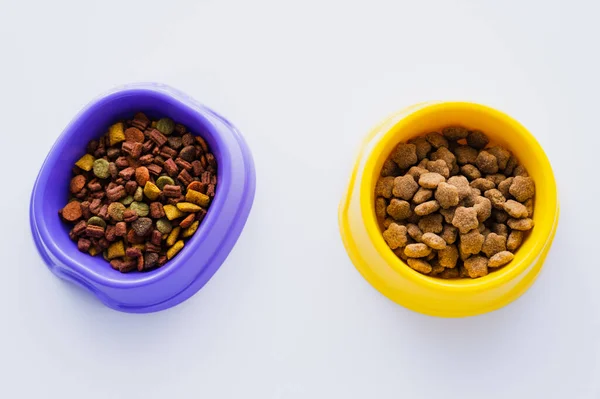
[339, 102, 559, 317]
[30, 83, 256, 313]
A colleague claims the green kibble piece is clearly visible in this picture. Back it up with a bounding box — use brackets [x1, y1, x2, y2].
[156, 118, 175, 135]
[133, 186, 143, 202]
[156, 218, 173, 234]
[120, 195, 134, 206]
[156, 175, 175, 190]
[129, 201, 149, 217]
[92, 158, 110, 179]
[87, 216, 106, 228]
[107, 202, 126, 221]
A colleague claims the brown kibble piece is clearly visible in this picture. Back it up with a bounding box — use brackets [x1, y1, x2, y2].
[498, 177, 514, 199]
[513, 164, 529, 177]
[442, 126, 469, 140]
[439, 267, 460, 279]
[375, 176, 395, 199]
[430, 147, 456, 170]
[509, 176, 535, 202]
[439, 207, 456, 224]
[475, 151, 498, 174]
[466, 130, 489, 149]
[487, 147, 511, 170]
[507, 218, 535, 231]
[447, 175, 470, 201]
[408, 136, 431, 160]
[473, 196, 492, 222]
[484, 189, 506, 210]
[375, 197, 387, 220]
[387, 199, 412, 220]
[382, 223, 408, 250]
[62, 201, 82, 222]
[507, 230, 524, 251]
[454, 145, 478, 165]
[492, 208, 509, 223]
[460, 229, 484, 255]
[393, 175, 419, 200]
[524, 199, 534, 217]
[419, 213, 443, 234]
[464, 256, 488, 278]
[438, 244, 459, 268]
[482, 233, 507, 257]
[421, 232, 446, 250]
[412, 188, 433, 204]
[440, 224, 458, 244]
[414, 200, 440, 216]
[486, 174, 507, 187]
[407, 223, 423, 242]
[491, 223, 508, 237]
[425, 132, 448, 149]
[404, 243, 432, 258]
[452, 206, 479, 233]
[419, 172, 445, 189]
[460, 164, 481, 181]
[406, 166, 428, 181]
[435, 182, 459, 209]
[471, 178, 495, 192]
[488, 251, 515, 268]
[426, 159, 450, 178]
[380, 159, 401, 177]
[504, 200, 529, 218]
[407, 258, 432, 274]
[391, 143, 418, 169]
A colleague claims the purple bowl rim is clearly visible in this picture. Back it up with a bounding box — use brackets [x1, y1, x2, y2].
[30, 83, 256, 299]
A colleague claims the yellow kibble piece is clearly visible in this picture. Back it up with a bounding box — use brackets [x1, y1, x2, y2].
[163, 204, 185, 220]
[166, 240, 185, 260]
[185, 189, 210, 208]
[88, 246, 101, 256]
[143, 181, 161, 200]
[108, 122, 126, 146]
[176, 202, 202, 213]
[182, 221, 199, 238]
[166, 227, 181, 247]
[75, 154, 95, 171]
[132, 243, 145, 251]
[151, 121, 157, 128]
[107, 240, 125, 260]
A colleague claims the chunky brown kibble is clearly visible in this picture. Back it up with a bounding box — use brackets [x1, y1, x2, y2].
[438, 244, 459, 268]
[408, 136, 432, 160]
[442, 126, 469, 140]
[412, 188, 433, 204]
[508, 218, 535, 231]
[497, 177, 514, 199]
[482, 233, 507, 257]
[513, 164, 529, 177]
[406, 166, 428, 181]
[447, 175, 470, 201]
[407, 258, 432, 274]
[430, 147, 456, 170]
[425, 159, 450, 178]
[440, 207, 456, 224]
[492, 208, 509, 223]
[419, 172, 445, 189]
[383, 218, 395, 229]
[504, 200, 529, 218]
[454, 145, 478, 165]
[459, 229, 484, 255]
[382, 223, 409, 249]
[439, 267, 460, 278]
[407, 223, 423, 242]
[509, 176, 535, 202]
[391, 143, 418, 169]
[404, 243, 432, 258]
[421, 232, 446, 250]
[460, 164, 481, 181]
[425, 132, 448, 149]
[488, 251, 515, 268]
[487, 147, 511, 170]
[507, 230, 524, 251]
[486, 173, 507, 187]
[504, 155, 518, 176]
[435, 182, 459, 209]
[462, 187, 481, 207]
[470, 178, 495, 192]
[440, 224, 458, 244]
[419, 213, 443, 234]
[452, 206, 479, 233]
[387, 199, 412, 220]
[375, 197, 387, 220]
[450, 163, 460, 176]
[393, 175, 419, 200]
[414, 200, 440, 216]
[380, 159, 401, 177]
[466, 130, 489, 149]
[375, 176, 395, 199]
[464, 256, 488, 278]
[430, 261, 445, 275]
[524, 199, 534, 217]
[473, 196, 492, 222]
[484, 189, 506, 210]
[475, 151, 498, 174]
[491, 223, 508, 237]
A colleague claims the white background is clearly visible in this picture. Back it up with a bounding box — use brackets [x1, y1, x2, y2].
[1, 0, 599, 398]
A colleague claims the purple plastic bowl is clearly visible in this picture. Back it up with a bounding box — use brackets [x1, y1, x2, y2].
[30, 83, 256, 313]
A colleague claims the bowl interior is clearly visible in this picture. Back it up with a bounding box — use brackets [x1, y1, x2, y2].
[35, 89, 228, 283]
[362, 102, 557, 288]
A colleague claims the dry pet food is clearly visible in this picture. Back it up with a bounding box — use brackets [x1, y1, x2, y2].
[376, 126, 535, 279]
[59, 112, 217, 273]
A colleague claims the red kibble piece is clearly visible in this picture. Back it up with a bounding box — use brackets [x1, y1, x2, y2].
[177, 169, 193, 186]
[72, 220, 87, 236]
[61, 201, 83, 222]
[118, 167, 136, 180]
[175, 157, 193, 171]
[124, 127, 145, 143]
[125, 180, 138, 195]
[115, 156, 129, 168]
[105, 225, 116, 241]
[149, 129, 168, 146]
[149, 202, 165, 218]
[163, 184, 182, 198]
[122, 141, 143, 158]
[150, 230, 162, 246]
[126, 247, 143, 258]
[191, 160, 203, 176]
[77, 238, 91, 252]
[182, 133, 195, 146]
[106, 185, 126, 201]
[85, 224, 105, 238]
[179, 213, 196, 229]
[159, 146, 178, 159]
[147, 163, 163, 176]
[115, 222, 127, 237]
[123, 209, 138, 223]
[70, 175, 86, 194]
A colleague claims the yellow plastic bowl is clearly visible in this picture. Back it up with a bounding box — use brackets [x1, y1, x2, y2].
[339, 102, 559, 317]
